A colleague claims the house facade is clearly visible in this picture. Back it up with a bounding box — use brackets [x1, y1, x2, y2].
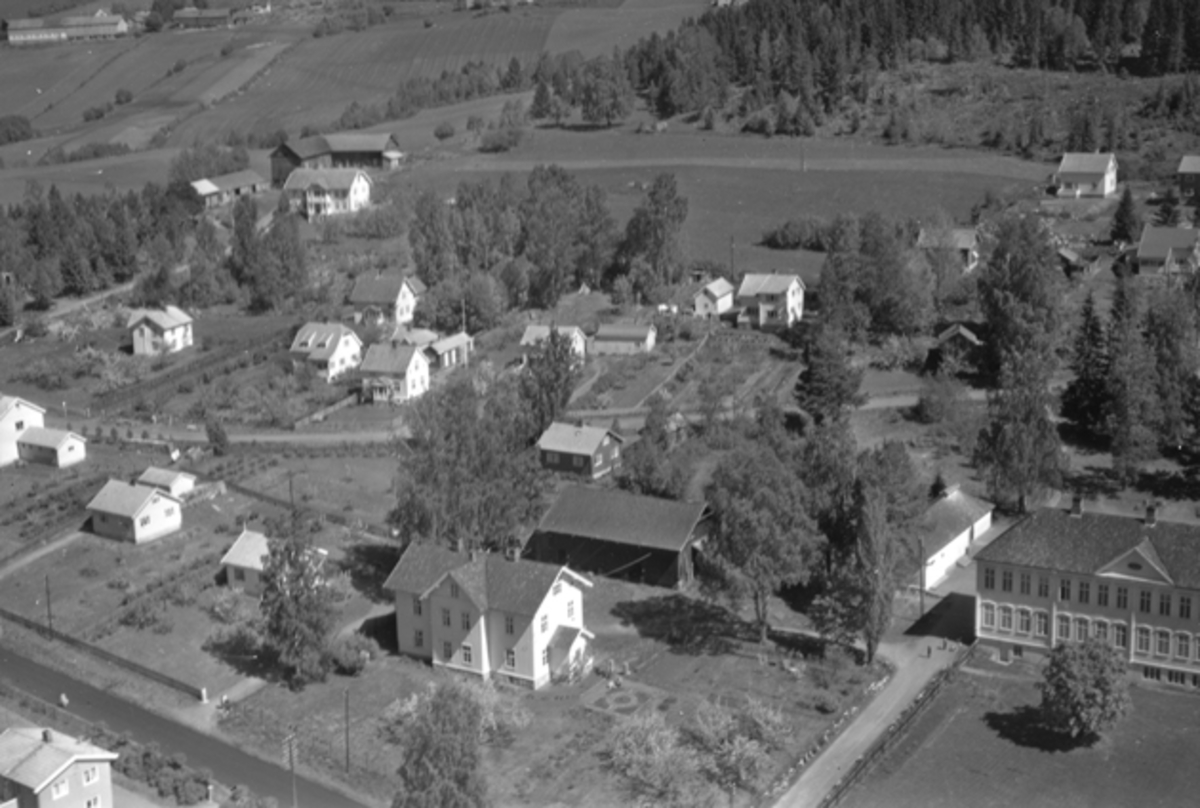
[1054, 152, 1118, 197]
[384, 543, 594, 690]
[270, 133, 403, 186]
[0, 728, 117, 808]
[128, 306, 193, 356]
[348, 274, 425, 325]
[190, 169, 267, 209]
[1179, 156, 1200, 199]
[537, 423, 622, 479]
[220, 529, 271, 595]
[694, 278, 734, 319]
[0, 396, 46, 467]
[591, 324, 656, 355]
[1136, 227, 1200, 275]
[16, 428, 86, 468]
[736, 274, 805, 329]
[86, 480, 182, 543]
[916, 227, 980, 273]
[975, 500, 1200, 687]
[289, 323, 363, 383]
[359, 342, 430, 404]
[520, 325, 587, 361]
[136, 467, 196, 499]
[282, 168, 371, 219]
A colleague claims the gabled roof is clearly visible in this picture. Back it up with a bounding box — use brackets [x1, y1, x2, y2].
[737, 273, 804, 297]
[975, 506, 1200, 589]
[0, 395, 46, 420]
[383, 542, 467, 595]
[127, 305, 192, 332]
[283, 168, 371, 192]
[548, 625, 582, 657]
[429, 332, 472, 356]
[537, 422, 621, 456]
[1178, 156, 1200, 175]
[16, 427, 85, 450]
[920, 487, 993, 560]
[520, 324, 584, 346]
[277, 133, 398, 161]
[1137, 226, 1200, 262]
[360, 342, 425, 376]
[0, 728, 117, 794]
[936, 323, 982, 347]
[220, 528, 271, 572]
[537, 486, 708, 552]
[175, 7, 230, 19]
[594, 323, 655, 342]
[86, 479, 178, 519]
[278, 135, 331, 161]
[6, 19, 46, 30]
[394, 327, 440, 347]
[1057, 152, 1116, 175]
[190, 169, 266, 197]
[917, 227, 978, 251]
[349, 273, 406, 306]
[290, 322, 361, 360]
[698, 278, 734, 300]
[137, 467, 195, 489]
[61, 14, 124, 25]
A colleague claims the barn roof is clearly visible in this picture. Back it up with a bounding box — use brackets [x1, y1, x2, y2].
[190, 169, 266, 197]
[536, 486, 708, 553]
[137, 467, 195, 489]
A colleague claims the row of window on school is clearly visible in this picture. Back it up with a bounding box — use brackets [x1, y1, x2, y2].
[981, 567, 1197, 620]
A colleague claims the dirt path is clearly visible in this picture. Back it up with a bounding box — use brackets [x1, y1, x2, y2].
[0, 281, 136, 341]
[0, 531, 85, 583]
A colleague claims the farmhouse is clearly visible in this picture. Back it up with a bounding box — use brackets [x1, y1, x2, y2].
[270, 132, 403, 186]
[529, 486, 710, 588]
[220, 528, 328, 596]
[289, 322, 363, 382]
[1179, 156, 1200, 199]
[348, 273, 425, 326]
[591, 323, 656, 355]
[0, 395, 45, 467]
[128, 306, 194, 355]
[174, 7, 231, 28]
[736, 273, 805, 329]
[520, 324, 587, 360]
[136, 467, 196, 499]
[916, 227, 980, 273]
[0, 727, 118, 808]
[908, 486, 993, 591]
[16, 428, 87, 468]
[359, 341, 430, 404]
[976, 498, 1200, 685]
[384, 542, 594, 689]
[282, 168, 372, 219]
[1136, 226, 1200, 275]
[87, 479, 182, 543]
[537, 422, 623, 479]
[190, 169, 268, 209]
[693, 277, 735, 319]
[1054, 152, 1118, 198]
[427, 332, 473, 370]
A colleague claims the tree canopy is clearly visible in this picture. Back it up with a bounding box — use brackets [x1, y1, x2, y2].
[392, 683, 488, 808]
[1039, 637, 1132, 742]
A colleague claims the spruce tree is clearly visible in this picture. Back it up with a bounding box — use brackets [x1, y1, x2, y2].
[1104, 277, 1160, 484]
[1110, 186, 1138, 244]
[1061, 291, 1110, 434]
[530, 79, 554, 121]
[1146, 289, 1199, 448]
[795, 325, 865, 425]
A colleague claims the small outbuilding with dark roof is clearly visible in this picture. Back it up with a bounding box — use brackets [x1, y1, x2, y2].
[1178, 155, 1200, 199]
[536, 422, 622, 479]
[529, 486, 710, 588]
[591, 323, 656, 355]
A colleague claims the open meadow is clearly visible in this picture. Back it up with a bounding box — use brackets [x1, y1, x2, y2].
[545, 0, 708, 56]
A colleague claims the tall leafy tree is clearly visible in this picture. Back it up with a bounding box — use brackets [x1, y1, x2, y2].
[1110, 186, 1138, 243]
[1104, 277, 1160, 483]
[392, 683, 488, 808]
[1039, 637, 1132, 742]
[795, 325, 864, 425]
[1060, 291, 1110, 433]
[411, 190, 459, 288]
[1146, 288, 1199, 448]
[519, 327, 581, 438]
[620, 173, 689, 291]
[1155, 186, 1182, 227]
[259, 531, 337, 688]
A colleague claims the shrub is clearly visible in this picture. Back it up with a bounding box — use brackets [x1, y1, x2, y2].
[220, 42, 235, 57]
[434, 121, 456, 141]
[762, 216, 829, 251]
[119, 599, 167, 631]
[329, 633, 381, 676]
[480, 127, 523, 153]
[115, 88, 133, 105]
[203, 622, 262, 659]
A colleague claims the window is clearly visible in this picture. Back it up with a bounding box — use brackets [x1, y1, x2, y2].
[980, 603, 995, 629]
[1140, 590, 1152, 613]
[1057, 615, 1071, 642]
[51, 779, 68, 799]
[1178, 633, 1191, 660]
[541, 615, 549, 633]
[82, 766, 98, 785]
[1035, 612, 1049, 637]
[1168, 669, 1187, 686]
[463, 644, 473, 665]
[413, 598, 422, 616]
[1092, 620, 1108, 643]
[572, 456, 584, 468]
[505, 648, 515, 668]
[1059, 579, 1071, 601]
[450, 582, 460, 599]
[505, 616, 514, 635]
[1143, 666, 1162, 681]
[1078, 581, 1090, 605]
[541, 647, 550, 666]
[1019, 573, 1031, 596]
[1158, 630, 1172, 656]
[545, 451, 559, 464]
[1182, 596, 1193, 620]
[1136, 626, 1151, 654]
[441, 608, 450, 627]
[414, 630, 424, 648]
[461, 611, 471, 631]
[139, 515, 150, 527]
[233, 568, 245, 581]
[1117, 587, 1128, 610]
[165, 507, 175, 517]
[567, 601, 575, 620]
[442, 642, 452, 661]
[1115, 623, 1129, 649]
[999, 606, 1013, 631]
[1017, 609, 1031, 634]
[1038, 576, 1049, 598]
[15, 420, 23, 431]
[1097, 584, 1109, 608]
[1074, 617, 1089, 642]
[983, 567, 995, 590]
[553, 582, 562, 597]
[86, 799, 100, 808]
[1001, 570, 1013, 593]
[1161, 593, 1172, 617]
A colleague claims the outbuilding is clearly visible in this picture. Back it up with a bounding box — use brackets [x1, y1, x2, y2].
[591, 323, 656, 355]
[537, 422, 623, 479]
[136, 467, 197, 499]
[16, 428, 87, 468]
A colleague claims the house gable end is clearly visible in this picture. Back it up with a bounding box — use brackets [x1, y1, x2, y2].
[1095, 539, 1174, 586]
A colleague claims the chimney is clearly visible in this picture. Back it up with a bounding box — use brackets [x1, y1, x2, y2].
[454, 538, 465, 554]
[1070, 494, 1083, 517]
[42, 729, 53, 743]
[469, 548, 479, 562]
[1146, 501, 1158, 527]
[504, 544, 520, 562]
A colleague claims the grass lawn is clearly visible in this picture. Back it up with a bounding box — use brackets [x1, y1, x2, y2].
[842, 670, 1200, 808]
[239, 455, 399, 527]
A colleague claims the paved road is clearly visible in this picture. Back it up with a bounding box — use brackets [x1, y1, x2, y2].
[0, 647, 371, 808]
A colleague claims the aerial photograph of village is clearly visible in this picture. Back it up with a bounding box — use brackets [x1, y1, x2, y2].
[4, 0, 1200, 807]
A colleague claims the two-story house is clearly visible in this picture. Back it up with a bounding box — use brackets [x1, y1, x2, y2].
[1054, 152, 1118, 198]
[384, 543, 594, 690]
[693, 277, 735, 319]
[975, 499, 1200, 688]
[537, 422, 623, 479]
[736, 273, 805, 330]
[128, 306, 193, 356]
[282, 168, 372, 219]
[86, 479, 182, 544]
[0, 728, 117, 808]
[348, 273, 425, 326]
[1136, 227, 1200, 276]
[0, 395, 46, 467]
[289, 323, 363, 383]
[359, 341, 430, 404]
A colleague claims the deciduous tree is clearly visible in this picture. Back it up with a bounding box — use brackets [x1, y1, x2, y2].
[795, 325, 864, 425]
[392, 683, 488, 808]
[619, 173, 689, 289]
[259, 532, 337, 688]
[519, 326, 580, 437]
[1039, 637, 1132, 741]
[1104, 276, 1160, 483]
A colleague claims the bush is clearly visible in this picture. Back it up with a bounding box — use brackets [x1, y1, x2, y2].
[914, 375, 967, 424]
[115, 88, 133, 105]
[434, 121, 456, 141]
[762, 216, 828, 251]
[479, 127, 523, 153]
[83, 106, 108, 122]
[329, 633, 381, 676]
[220, 42, 235, 57]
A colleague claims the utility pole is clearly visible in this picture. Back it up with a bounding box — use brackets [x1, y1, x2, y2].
[283, 731, 299, 808]
[918, 537, 926, 618]
[728, 235, 735, 275]
[288, 471, 298, 541]
[344, 688, 351, 772]
[44, 575, 53, 634]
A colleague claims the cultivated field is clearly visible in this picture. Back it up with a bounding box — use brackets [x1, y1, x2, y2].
[545, 0, 709, 57]
[0, 38, 139, 122]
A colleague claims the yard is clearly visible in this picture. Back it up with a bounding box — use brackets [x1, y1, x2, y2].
[841, 669, 1200, 808]
[235, 453, 400, 528]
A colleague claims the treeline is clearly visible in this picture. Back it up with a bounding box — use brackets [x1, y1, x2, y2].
[0, 116, 36, 146]
[408, 166, 687, 333]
